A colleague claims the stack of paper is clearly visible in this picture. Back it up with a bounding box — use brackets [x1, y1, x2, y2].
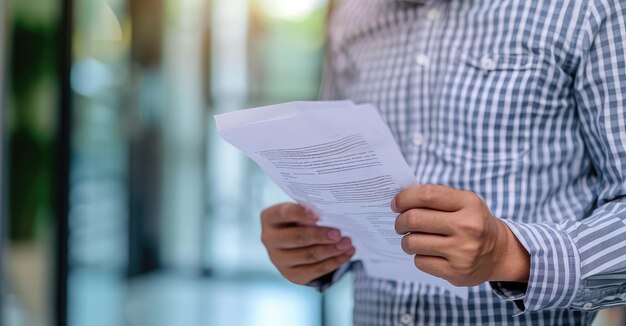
[215, 101, 467, 299]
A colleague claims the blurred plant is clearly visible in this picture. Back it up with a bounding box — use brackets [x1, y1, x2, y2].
[8, 0, 60, 241]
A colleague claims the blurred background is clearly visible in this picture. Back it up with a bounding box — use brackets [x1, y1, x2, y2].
[0, 0, 624, 325]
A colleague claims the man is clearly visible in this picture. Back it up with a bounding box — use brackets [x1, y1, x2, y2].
[260, 0, 626, 324]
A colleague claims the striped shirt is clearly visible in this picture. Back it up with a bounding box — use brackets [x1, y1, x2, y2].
[314, 0, 626, 324]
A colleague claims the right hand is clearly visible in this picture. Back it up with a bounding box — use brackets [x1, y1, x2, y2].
[260, 203, 355, 285]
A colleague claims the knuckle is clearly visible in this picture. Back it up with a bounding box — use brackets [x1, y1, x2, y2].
[467, 241, 481, 258]
[458, 216, 485, 238]
[277, 204, 290, 218]
[396, 211, 418, 234]
[307, 247, 321, 262]
[464, 242, 481, 256]
[465, 192, 484, 208]
[467, 220, 487, 238]
[294, 229, 308, 245]
[452, 260, 474, 275]
[418, 185, 438, 203]
[407, 210, 421, 228]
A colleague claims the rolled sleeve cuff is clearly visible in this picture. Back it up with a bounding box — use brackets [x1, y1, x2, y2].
[490, 220, 581, 314]
[307, 261, 353, 292]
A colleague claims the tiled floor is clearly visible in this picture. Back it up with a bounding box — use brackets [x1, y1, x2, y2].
[68, 270, 333, 326]
[4, 271, 624, 326]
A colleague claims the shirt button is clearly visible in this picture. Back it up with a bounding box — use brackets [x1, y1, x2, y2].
[426, 8, 443, 21]
[582, 302, 594, 310]
[412, 132, 424, 146]
[400, 313, 414, 325]
[480, 55, 497, 71]
[415, 54, 430, 66]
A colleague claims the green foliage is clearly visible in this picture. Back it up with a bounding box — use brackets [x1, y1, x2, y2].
[8, 4, 59, 241]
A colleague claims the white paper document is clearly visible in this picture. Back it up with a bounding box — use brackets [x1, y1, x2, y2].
[215, 101, 467, 299]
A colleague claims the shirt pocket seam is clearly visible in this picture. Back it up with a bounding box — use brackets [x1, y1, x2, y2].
[454, 52, 540, 72]
[423, 141, 530, 167]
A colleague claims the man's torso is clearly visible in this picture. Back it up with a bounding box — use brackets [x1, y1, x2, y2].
[325, 0, 600, 324]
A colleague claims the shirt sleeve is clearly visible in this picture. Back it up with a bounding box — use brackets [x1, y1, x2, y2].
[490, 0, 626, 313]
[307, 262, 354, 292]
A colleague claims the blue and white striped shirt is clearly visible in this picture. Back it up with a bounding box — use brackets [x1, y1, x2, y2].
[316, 0, 626, 324]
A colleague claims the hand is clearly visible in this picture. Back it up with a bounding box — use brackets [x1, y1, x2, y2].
[392, 184, 530, 287]
[260, 203, 355, 285]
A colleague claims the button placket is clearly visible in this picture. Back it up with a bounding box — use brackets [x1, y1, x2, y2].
[407, 2, 445, 166]
[414, 4, 445, 69]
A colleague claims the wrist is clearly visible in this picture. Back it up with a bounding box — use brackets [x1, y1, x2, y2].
[491, 219, 530, 283]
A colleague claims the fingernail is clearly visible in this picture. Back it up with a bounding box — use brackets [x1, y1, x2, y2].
[346, 247, 356, 256]
[327, 230, 341, 241]
[391, 197, 398, 212]
[336, 238, 351, 250]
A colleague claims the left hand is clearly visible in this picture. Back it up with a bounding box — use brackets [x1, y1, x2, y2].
[392, 184, 530, 287]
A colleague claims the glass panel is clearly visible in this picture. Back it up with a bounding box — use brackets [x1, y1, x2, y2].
[68, 0, 130, 324]
[3, 0, 356, 325]
[70, 0, 129, 269]
[207, 0, 328, 276]
[67, 0, 332, 325]
[205, 0, 336, 324]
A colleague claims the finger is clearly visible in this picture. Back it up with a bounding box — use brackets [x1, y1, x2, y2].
[401, 233, 451, 257]
[271, 226, 342, 249]
[294, 205, 322, 226]
[392, 184, 469, 213]
[261, 203, 318, 226]
[277, 238, 353, 266]
[413, 255, 451, 280]
[290, 249, 355, 282]
[395, 209, 454, 235]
